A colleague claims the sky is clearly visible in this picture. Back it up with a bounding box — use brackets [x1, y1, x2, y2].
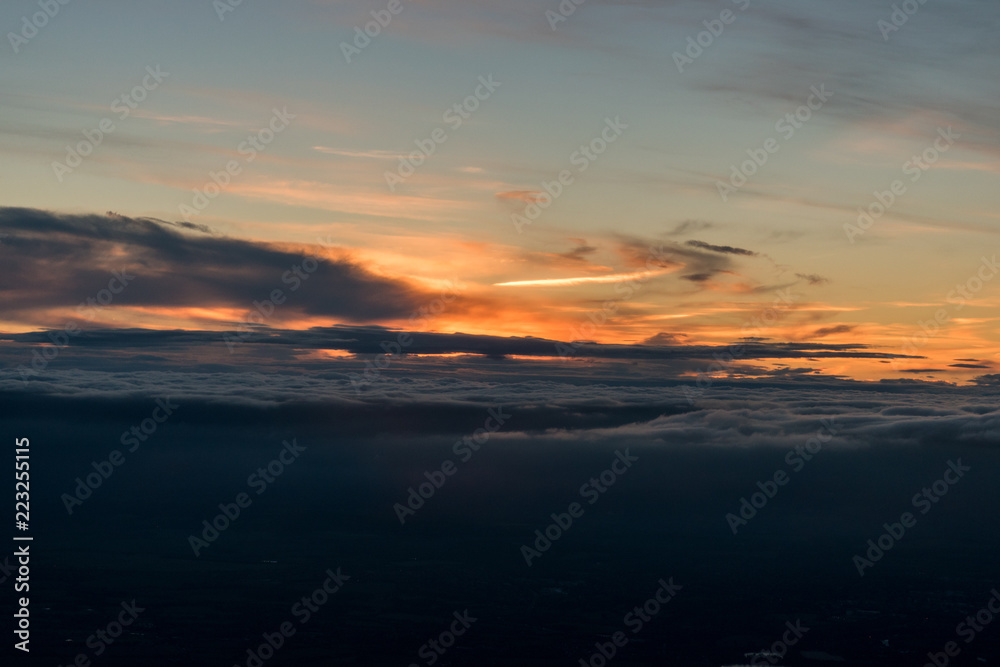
[2, 0, 1000, 386]
[4, 3, 1000, 664]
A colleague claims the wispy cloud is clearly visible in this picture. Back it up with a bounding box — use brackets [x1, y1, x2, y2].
[312, 146, 408, 159]
[494, 268, 673, 288]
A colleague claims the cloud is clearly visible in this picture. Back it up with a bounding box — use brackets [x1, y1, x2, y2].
[676, 0, 1000, 161]
[813, 324, 855, 338]
[311, 146, 407, 159]
[558, 243, 599, 262]
[681, 273, 713, 282]
[0, 207, 437, 326]
[796, 273, 830, 285]
[615, 236, 739, 286]
[685, 240, 758, 257]
[2, 339, 997, 452]
[642, 332, 689, 345]
[494, 190, 544, 204]
[494, 268, 672, 287]
[518, 241, 609, 275]
[0, 325, 920, 380]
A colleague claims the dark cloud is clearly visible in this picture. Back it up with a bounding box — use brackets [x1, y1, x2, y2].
[0, 207, 436, 325]
[685, 240, 758, 257]
[0, 326, 919, 383]
[796, 273, 830, 285]
[615, 235, 773, 289]
[3, 350, 998, 450]
[642, 332, 689, 345]
[557, 243, 599, 262]
[813, 324, 855, 337]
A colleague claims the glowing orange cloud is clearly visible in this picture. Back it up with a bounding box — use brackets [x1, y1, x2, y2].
[493, 268, 673, 288]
